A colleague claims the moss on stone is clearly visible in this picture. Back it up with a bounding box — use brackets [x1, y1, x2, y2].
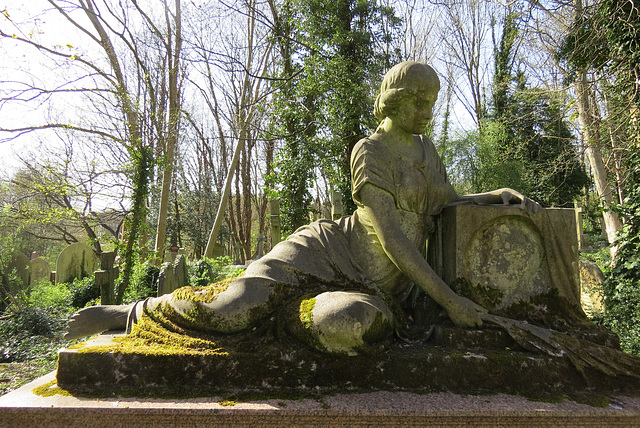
[452, 277, 504, 310]
[172, 277, 234, 304]
[33, 379, 73, 397]
[299, 297, 315, 329]
[79, 312, 227, 357]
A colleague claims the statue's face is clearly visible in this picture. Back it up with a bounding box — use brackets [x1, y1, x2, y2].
[392, 91, 437, 135]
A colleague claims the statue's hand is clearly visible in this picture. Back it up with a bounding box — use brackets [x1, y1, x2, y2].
[498, 188, 542, 214]
[445, 296, 487, 328]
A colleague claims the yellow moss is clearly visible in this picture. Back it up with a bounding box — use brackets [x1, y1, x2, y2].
[218, 400, 237, 406]
[78, 311, 228, 357]
[67, 342, 89, 350]
[32, 380, 73, 397]
[172, 277, 234, 303]
[299, 297, 316, 329]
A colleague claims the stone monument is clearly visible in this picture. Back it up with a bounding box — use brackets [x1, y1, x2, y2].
[29, 257, 51, 285]
[60, 62, 640, 397]
[55, 243, 99, 284]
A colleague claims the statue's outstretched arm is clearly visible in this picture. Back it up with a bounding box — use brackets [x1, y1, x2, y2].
[359, 183, 486, 328]
[453, 188, 542, 214]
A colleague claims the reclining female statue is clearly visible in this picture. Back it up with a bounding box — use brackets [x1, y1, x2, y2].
[66, 61, 540, 355]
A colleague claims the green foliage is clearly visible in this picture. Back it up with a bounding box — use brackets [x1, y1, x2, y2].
[268, 0, 402, 233]
[27, 279, 73, 314]
[564, 0, 640, 355]
[483, 13, 588, 206]
[189, 256, 243, 287]
[66, 275, 99, 308]
[603, 153, 640, 355]
[0, 306, 66, 363]
[122, 260, 160, 303]
[116, 145, 154, 304]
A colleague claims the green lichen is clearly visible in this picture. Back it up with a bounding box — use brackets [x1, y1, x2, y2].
[299, 297, 316, 329]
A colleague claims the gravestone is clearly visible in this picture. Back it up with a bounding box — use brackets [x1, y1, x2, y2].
[270, 199, 281, 246]
[157, 253, 188, 296]
[96, 252, 118, 305]
[55, 243, 98, 284]
[331, 191, 343, 221]
[437, 205, 581, 318]
[8, 251, 30, 289]
[29, 257, 51, 285]
[579, 259, 605, 317]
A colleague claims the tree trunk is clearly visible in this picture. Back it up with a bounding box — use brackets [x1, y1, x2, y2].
[575, 70, 622, 248]
[154, 0, 182, 265]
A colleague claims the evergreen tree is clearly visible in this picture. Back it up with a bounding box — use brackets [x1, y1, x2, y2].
[268, 0, 401, 232]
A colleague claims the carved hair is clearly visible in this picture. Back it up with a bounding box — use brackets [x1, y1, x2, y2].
[374, 62, 440, 121]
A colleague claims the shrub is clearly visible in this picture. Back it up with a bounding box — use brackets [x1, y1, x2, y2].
[122, 260, 160, 303]
[0, 306, 66, 363]
[66, 275, 99, 308]
[189, 256, 242, 287]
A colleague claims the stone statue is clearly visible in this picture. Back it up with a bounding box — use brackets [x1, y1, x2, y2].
[66, 62, 542, 355]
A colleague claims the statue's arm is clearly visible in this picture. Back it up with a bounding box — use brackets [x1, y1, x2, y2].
[453, 188, 542, 214]
[359, 183, 486, 327]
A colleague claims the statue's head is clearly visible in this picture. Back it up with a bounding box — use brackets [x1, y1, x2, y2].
[374, 62, 440, 121]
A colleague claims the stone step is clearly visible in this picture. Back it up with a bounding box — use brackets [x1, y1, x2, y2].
[1, 372, 640, 428]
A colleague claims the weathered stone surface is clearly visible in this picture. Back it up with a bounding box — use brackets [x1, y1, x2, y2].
[8, 251, 30, 288]
[157, 255, 188, 296]
[437, 205, 581, 319]
[579, 259, 605, 317]
[29, 258, 51, 285]
[55, 330, 638, 397]
[55, 243, 98, 284]
[4, 371, 640, 428]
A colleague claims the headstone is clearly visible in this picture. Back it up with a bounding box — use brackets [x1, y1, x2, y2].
[55, 243, 99, 284]
[437, 205, 581, 317]
[157, 254, 188, 296]
[29, 258, 51, 285]
[270, 199, 281, 246]
[574, 201, 590, 250]
[211, 243, 225, 258]
[579, 259, 605, 317]
[96, 251, 118, 305]
[165, 244, 180, 264]
[8, 251, 30, 289]
[256, 233, 266, 259]
[331, 191, 343, 221]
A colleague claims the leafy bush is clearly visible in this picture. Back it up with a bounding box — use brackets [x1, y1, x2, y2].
[0, 306, 66, 363]
[603, 150, 640, 355]
[189, 256, 242, 287]
[66, 275, 99, 308]
[27, 279, 73, 315]
[122, 260, 160, 303]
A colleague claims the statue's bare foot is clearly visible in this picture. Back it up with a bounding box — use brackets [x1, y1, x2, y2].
[64, 304, 133, 340]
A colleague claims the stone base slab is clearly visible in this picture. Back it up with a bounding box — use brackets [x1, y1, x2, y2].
[54, 331, 638, 397]
[1, 371, 640, 428]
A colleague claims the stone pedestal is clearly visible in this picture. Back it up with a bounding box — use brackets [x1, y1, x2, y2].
[2, 370, 640, 428]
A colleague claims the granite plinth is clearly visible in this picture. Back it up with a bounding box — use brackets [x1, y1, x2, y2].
[1, 371, 640, 428]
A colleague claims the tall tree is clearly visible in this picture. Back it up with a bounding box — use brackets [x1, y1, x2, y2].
[268, 0, 401, 233]
[0, 1, 190, 300]
[153, 0, 184, 265]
